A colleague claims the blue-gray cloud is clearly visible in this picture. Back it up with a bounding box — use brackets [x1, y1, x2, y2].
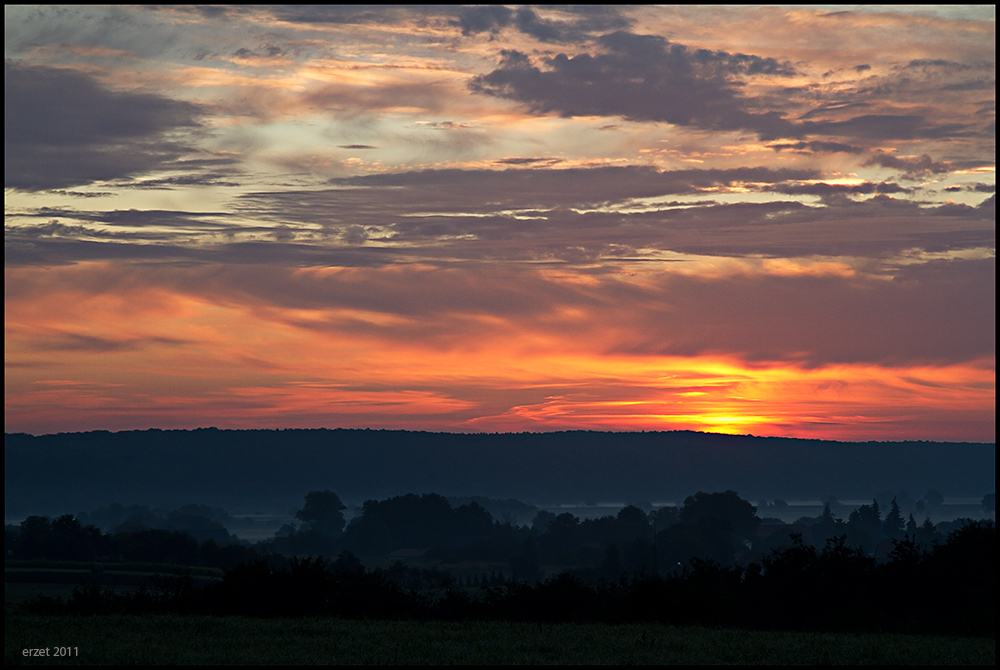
[453, 5, 631, 43]
[470, 32, 984, 144]
[470, 32, 799, 139]
[4, 61, 203, 190]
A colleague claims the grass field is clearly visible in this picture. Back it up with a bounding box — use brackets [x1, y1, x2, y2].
[5, 615, 995, 665]
[5, 562, 221, 615]
[5, 561, 223, 578]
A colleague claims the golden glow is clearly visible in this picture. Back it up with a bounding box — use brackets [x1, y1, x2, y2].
[5, 262, 994, 440]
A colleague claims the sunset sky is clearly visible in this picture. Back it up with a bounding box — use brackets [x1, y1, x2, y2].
[4, 5, 995, 441]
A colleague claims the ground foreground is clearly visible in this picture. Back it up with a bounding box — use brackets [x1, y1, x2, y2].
[5, 615, 995, 665]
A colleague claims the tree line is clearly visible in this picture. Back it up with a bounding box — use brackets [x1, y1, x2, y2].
[6, 490, 993, 579]
[273, 489, 989, 580]
[19, 521, 995, 637]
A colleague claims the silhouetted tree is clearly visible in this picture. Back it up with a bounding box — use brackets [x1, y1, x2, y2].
[510, 536, 543, 582]
[849, 500, 881, 525]
[451, 502, 494, 537]
[679, 490, 759, 548]
[621, 535, 652, 575]
[615, 505, 651, 543]
[295, 491, 347, 537]
[540, 512, 581, 562]
[650, 505, 680, 530]
[658, 517, 735, 566]
[114, 528, 199, 564]
[916, 517, 939, 547]
[811, 502, 846, 547]
[847, 500, 883, 554]
[200, 539, 257, 569]
[531, 509, 555, 533]
[599, 543, 625, 582]
[331, 550, 364, 575]
[342, 515, 393, 555]
[16, 516, 53, 559]
[883, 496, 905, 540]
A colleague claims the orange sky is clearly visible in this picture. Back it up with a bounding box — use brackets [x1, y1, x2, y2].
[5, 260, 994, 440]
[4, 6, 995, 441]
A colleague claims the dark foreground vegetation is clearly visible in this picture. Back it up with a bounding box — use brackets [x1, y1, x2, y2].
[12, 519, 994, 638]
[7, 616, 994, 665]
[6, 492, 992, 667]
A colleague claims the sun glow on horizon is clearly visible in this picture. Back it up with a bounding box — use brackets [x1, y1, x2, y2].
[4, 259, 995, 441]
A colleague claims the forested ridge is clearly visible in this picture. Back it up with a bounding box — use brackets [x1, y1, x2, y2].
[5, 428, 995, 516]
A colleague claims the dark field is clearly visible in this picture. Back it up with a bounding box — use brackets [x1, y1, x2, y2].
[5, 614, 995, 665]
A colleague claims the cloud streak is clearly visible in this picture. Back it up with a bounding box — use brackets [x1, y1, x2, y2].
[4, 61, 204, 190]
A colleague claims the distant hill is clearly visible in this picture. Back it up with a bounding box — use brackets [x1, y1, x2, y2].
[4, 428, 995, 517]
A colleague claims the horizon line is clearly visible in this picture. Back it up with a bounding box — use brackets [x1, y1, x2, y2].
[5, 426, 995, 445]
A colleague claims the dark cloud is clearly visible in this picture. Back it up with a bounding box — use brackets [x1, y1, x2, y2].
[11, 220, 130, 240]
[6, 196, 994, 272]
[227, 168, 991, 262]
[976, 194, 995, 218]
[940, 78, 995, 92]
[803, 114, 926, 140]
[863, 151, 950, 176]
[45, 190, 117, 198]
[31, 331, 188, 353]
[769, 140, 865, 154]
[492, 157, 564, 166]
[112, 172, 243, 189]
[7, 166, 992, 268]
[266, 6, 420, 25]
[5, 61, 203, 190]
[764, 181, 909, 196]
[905, 59, 971, 71]
[15, 207, 233, 229]
[510, 7, 563, 42]
[453, 6, 630, 42]
[259, 4, 632, 43]
[312, 165, 817, 212]
[338, 144, 377, 150]
[797, 101, 872, 120]
[469, 33, 804, 140]
[794, 108, 977, 142]
[470, 34, 982, 143]
[454, 5, 514, 35]
[2, 234, 404, 268]
[232, 46, 285, 59]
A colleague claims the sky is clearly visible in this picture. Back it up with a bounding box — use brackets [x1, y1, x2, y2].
[4, 5, 995, 441]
